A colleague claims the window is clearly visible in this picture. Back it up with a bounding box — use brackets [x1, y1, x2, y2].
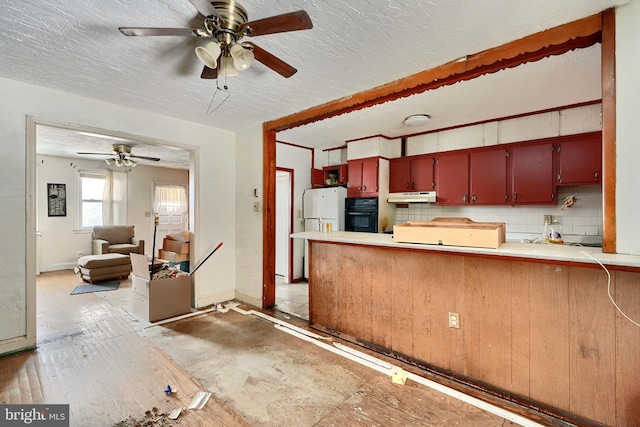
[79, 171, 106, 228]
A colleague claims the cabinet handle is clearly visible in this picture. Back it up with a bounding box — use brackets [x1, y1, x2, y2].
[594, 170, 599, 180]
[514, 192, 518, 202]
[463, 194, 468, 203]
[412, 182, 416, 189]
[363, 185, 366, 192]
[471, 194, 477, 203]
[557, 174, 561, 181]
[358, 185, 361, 192]
[505, 194, 508, 201]
[406, 182, 410, 189]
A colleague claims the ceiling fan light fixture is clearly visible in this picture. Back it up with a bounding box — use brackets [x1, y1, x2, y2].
[229, 43, 254, 71]
[220, 55, 239, 77]
[105, 158, 114, 166]
[115, 158, 124, 167]
[403, 114, 431, 126]
[195, 41, 221, 69]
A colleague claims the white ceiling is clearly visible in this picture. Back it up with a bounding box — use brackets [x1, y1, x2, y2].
[0, 0, 632, 169]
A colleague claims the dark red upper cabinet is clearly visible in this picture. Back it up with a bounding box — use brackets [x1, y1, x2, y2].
[556, 131, 602, 186]
[389, 156, 434, 193]
[348, 157, 379, 197]
[435, 152, 469, 205]
[389, 157, 412, 192]
[470, 148, 509, 204]
[510, 141, 555, 205]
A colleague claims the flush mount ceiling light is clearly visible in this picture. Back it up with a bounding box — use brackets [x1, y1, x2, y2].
[403, 114, 431, 126]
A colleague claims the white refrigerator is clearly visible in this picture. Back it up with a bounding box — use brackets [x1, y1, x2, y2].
[303, 187, 347, 278]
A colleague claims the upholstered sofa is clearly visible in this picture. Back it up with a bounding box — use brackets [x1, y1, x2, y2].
[92, 225, 145, 255]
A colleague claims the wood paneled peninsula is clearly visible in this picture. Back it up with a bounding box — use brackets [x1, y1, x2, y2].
[292, 231, 640, 426]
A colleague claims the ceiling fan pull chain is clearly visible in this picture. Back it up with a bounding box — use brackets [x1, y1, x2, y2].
[206, 83, 231, 116]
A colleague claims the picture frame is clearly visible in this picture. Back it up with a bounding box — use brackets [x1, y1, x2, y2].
[47, 183, 67, 217]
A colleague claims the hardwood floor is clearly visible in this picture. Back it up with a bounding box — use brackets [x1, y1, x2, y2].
[1, 269, 531, 426]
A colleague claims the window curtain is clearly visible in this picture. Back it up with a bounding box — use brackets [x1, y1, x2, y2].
[102, 170, 127, 225]
[153, 185, 187, 214]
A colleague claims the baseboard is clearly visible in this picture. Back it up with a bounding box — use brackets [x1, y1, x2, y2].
[195, 289, 236, 309]
[40, 262, 76, 273]
[233, 290, 262, 309]
[0, 335, 36, 357]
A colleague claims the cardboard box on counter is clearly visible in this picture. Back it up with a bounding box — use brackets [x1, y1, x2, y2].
[159, 249, 189, 263]
[162, 238, 190, 254]
[130, 253, 191, 322]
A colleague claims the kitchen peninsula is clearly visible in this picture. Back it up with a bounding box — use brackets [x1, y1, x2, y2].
[293, 230, 640, 426]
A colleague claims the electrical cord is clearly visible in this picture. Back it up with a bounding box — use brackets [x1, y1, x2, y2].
[580, 250, 640, 327]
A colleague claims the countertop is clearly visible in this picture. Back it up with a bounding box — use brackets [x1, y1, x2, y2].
[292, 230, 640, 270]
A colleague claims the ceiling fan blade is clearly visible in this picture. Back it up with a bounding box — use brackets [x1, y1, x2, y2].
[201, 65, 218, 79]
[243, 42, 297, 78]
[130, 155, 161, 162]
[189, 0, 222, 20]
[238, 10, 312, 37]
[77, 152, 113, 156]
[119, 27, 209, 37]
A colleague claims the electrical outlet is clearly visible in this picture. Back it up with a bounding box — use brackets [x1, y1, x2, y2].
[448, 312, 460, 329]
[253, 201, 260, 212]
[543, 214, 552, 224]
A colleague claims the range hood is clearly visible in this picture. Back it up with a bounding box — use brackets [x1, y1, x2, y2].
[388, 191, 436, 203]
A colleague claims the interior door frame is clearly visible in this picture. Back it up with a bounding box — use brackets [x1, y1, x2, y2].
[275, 167, 294, 283]
[262, 12, 616, 309]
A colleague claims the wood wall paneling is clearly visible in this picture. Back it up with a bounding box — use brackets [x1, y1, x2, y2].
[569, 267, 616, 425]
[510, 262, 531, 397]
[390, 252, 414, 357]
[339, 245, 364, 338]
[411, 251, 433, 365]
[528, 264, 571, 409]
[307, 244, 640, 425]
[370, 248, 393, 349]
[463, 258, 514, 391]
[428, 254, 465, 373]
[614, 271, 640, 426]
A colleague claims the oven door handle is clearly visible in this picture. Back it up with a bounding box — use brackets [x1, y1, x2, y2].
[346, 212, 371, 216]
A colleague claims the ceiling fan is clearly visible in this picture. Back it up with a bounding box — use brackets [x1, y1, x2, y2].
[77, 144, 161, 168]
[118, 0, 313, 79]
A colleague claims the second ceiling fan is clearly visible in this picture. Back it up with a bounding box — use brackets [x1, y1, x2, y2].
[119, 0, 313, 79]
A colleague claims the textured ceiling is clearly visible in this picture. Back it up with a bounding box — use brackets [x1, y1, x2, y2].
[0, 0, 632, 168]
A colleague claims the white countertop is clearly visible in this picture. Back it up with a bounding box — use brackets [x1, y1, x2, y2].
[291, 231, 640, 269]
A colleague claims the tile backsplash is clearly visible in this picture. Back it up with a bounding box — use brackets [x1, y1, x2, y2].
[394, 185, 602, 241]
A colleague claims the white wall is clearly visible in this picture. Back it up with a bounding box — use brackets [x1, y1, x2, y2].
[234, 126, 264, 308]
[276, 142, 312, 280]
[616, 2, 640, 255]
[35, 154, 189, 271]
[0, 77, 236, 355]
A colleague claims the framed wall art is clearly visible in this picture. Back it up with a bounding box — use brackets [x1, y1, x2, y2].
[47, 183, 67, 217]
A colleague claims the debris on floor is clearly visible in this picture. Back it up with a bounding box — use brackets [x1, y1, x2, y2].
[392, 367, 408, 385]
[188, 391, 212, 410]
[113, 407, 173, 427]
[164, 384, 174, 395]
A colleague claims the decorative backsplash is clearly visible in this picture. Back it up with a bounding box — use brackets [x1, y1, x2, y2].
[394, 185, 602, 241]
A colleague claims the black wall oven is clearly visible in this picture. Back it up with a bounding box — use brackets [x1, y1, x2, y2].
[345, 197, 378, 233]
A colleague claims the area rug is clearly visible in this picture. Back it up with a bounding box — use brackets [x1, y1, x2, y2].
[71, 281, 120, 295]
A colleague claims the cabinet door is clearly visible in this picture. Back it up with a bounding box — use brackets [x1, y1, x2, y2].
[347, 160, 363, 197]
[411, 156, 435, 191]
[510, 142, 555, 204]
[557, 132, 602, 185]
[470, 148, 508, 204]
[360, 158, 379, 196]
[435, 152, 469, 205]
[389, 158, 412, 192]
